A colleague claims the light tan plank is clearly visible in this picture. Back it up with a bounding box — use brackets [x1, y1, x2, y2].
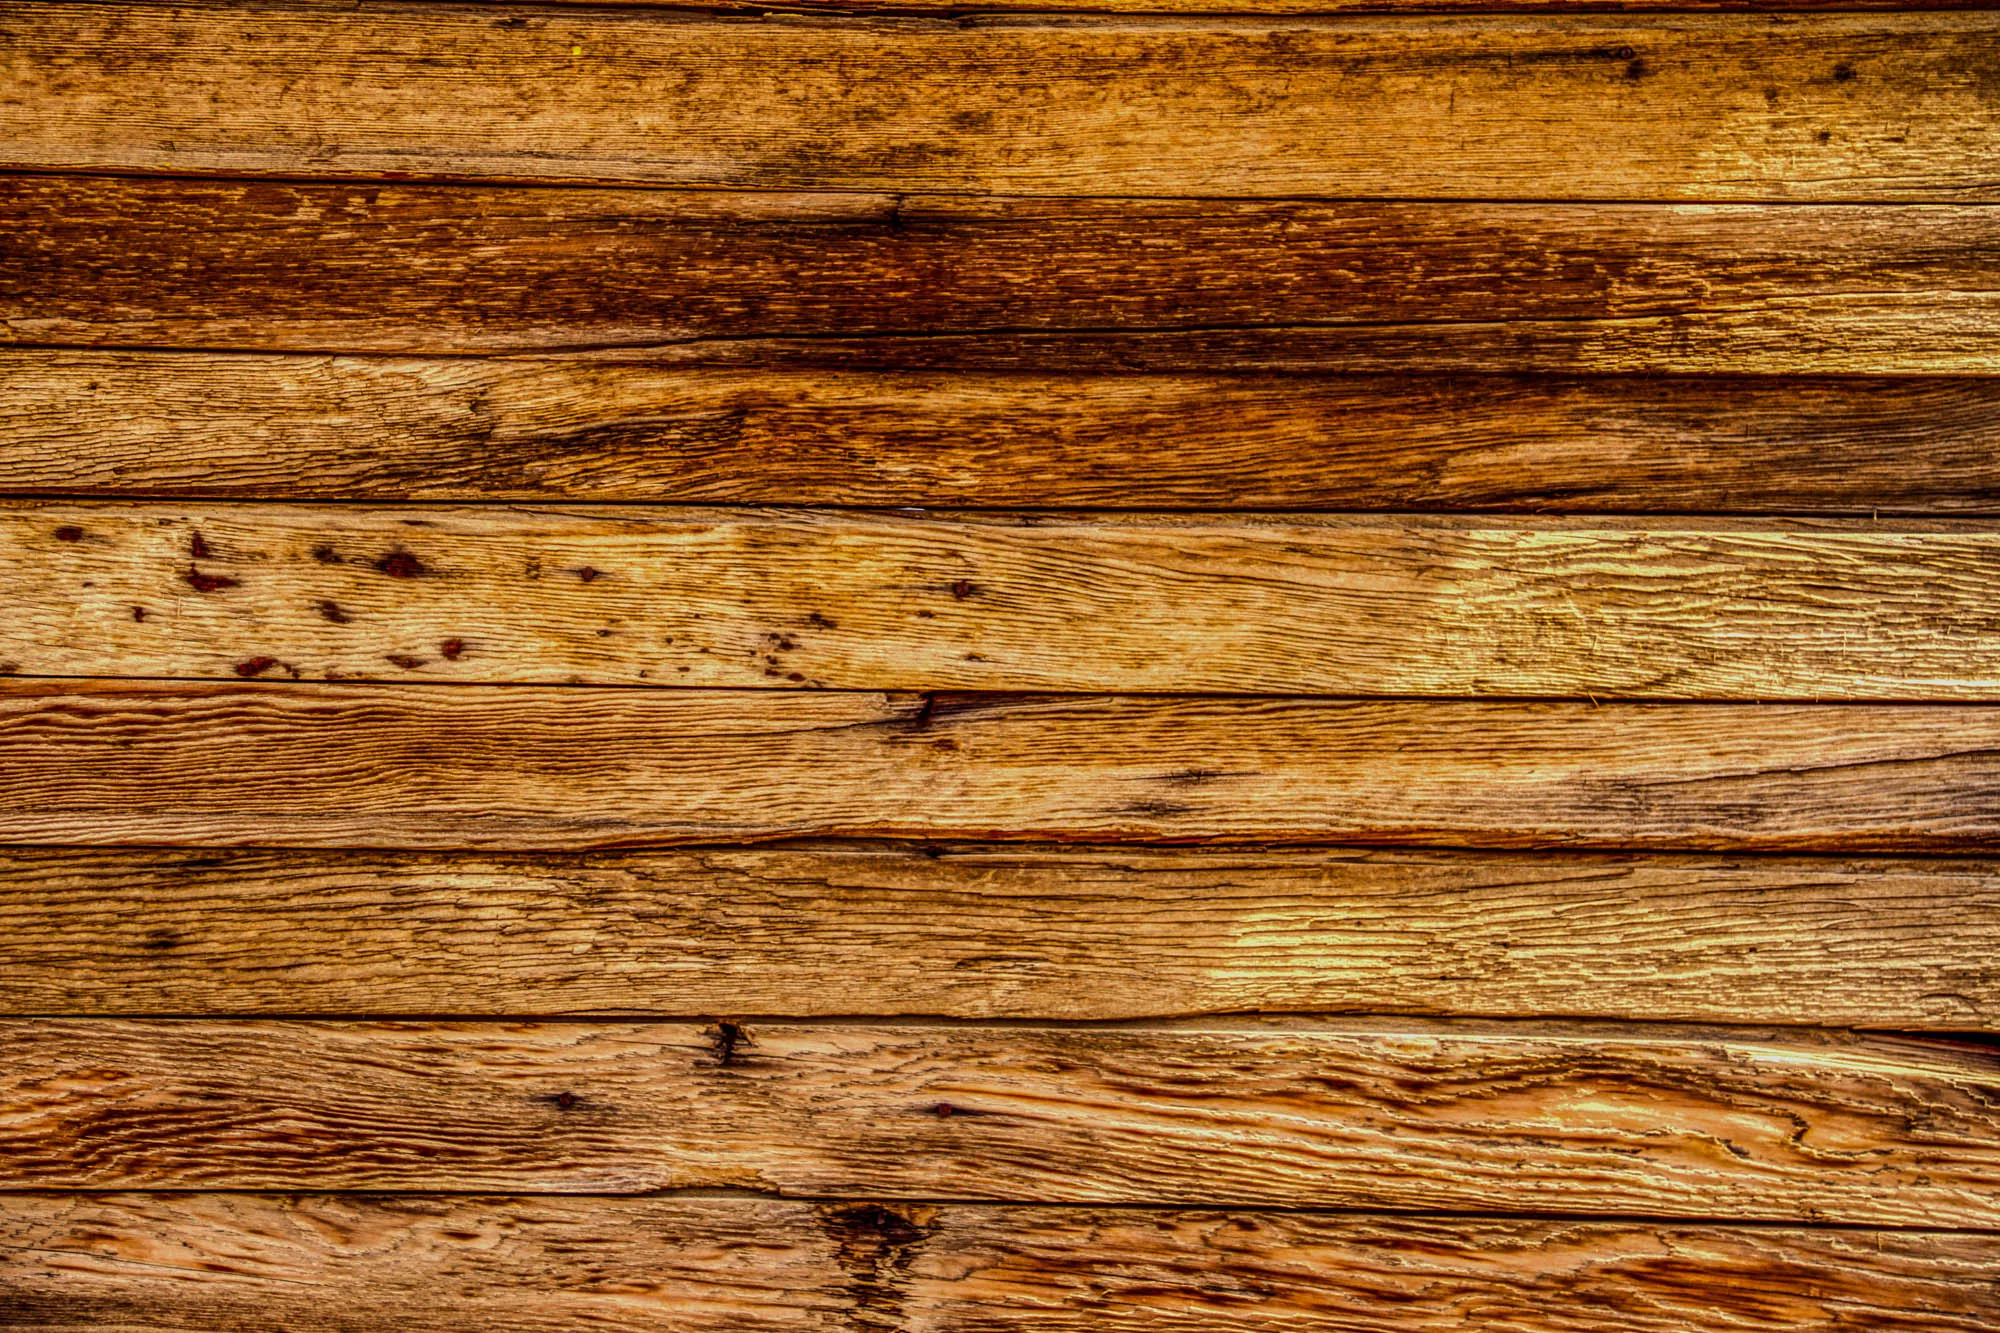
[5, 7, 1993, 200]
[3, 1019, 1996, 1221]
[10, 504, 2000, 699]
[4, 1195, 1997, 1332]
[12, 354, 2000, 512]
[7, 179, 2000, 371]
[2, 682, 1999, 850]
[5, 845, 1996, 1027]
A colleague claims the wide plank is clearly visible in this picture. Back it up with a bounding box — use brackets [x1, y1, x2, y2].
[3, 682, 1999, 850]
[5, 1195, 1997, 1332]
[5, 7, 1993, 199]
[7, 178, 1999, 370]
[4, 1019, 1996, 1221]
[12, 354, 2000, 511]
[4, 845, 1996, 1027]
[10, 505, 2000, 700]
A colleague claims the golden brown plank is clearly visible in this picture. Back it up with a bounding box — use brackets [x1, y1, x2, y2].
[12, 354, 2000, 512]
[8, 178, 2000, 370]
[4, 1019, 1996, 1221]
[2, 682, 1999, 850]
[5, 1195, 1997, 1332]
[11, 504, 2000, 700]
[4, 844, 1997, 1028]
[5, 6, 1992, 200]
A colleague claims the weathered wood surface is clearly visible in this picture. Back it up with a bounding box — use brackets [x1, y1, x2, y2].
[6, 7, 1994, 200]
[4, 1019, 1996, 1221]
[6, 844, 1996, 1027]
[6, 1196, 1998, 1333]
[13, 354, 2000, 512]
[12, 504, 2000, 699]
[3, 683, 2000, 850]
[8, 178, 2000, 372]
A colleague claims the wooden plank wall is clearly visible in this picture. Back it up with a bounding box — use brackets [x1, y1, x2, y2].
[2, 0, 1998, 1327]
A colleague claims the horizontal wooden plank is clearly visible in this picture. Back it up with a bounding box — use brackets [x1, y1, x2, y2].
[8, 179, 2000, 371]
[12, 355, 2000, 512]
[5, 1196, 1997, 1333]
[11, 504, 2000, 700]
[5, 7, 1993, 199]
[4, 1019, 1996, 1221]
[4, 845, 1996, 1027]
[3, 683, 1999, 850]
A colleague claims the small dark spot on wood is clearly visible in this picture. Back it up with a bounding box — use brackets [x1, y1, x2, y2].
[385, 653, 426, 670]
[131, 606, 147, 622]
[577, 566, 602, 583]
[496, 15, 527, 26]
[440, 638, 464, 660]
[915, 609, 934, 619]
[950, 580, 975, 600]
[312, 545, 341, 565]
[709, 1020, 750, 1067]
[318, 600, 351, 624]
[597, 628, 615, 638]
[1833, 62, 1856, 81]
[1122, 798, 1194, 818]
[141, 932, 181, 951]
[53, 525, 84, 543]
[1817, 129, 1833, 143]
[1613, 45, 1635, 59]
[551, 1090, 578, 1111]
[807, 612, 838, 629]
[787, 672, 805, 682]
[931, 1101, 990, 1118]
[1624, 58, 1646, 80]
[189, 531, 214, 559]
[376, 550, 425, 579]
[769, 633, 798, 651]
[182, 567, 239, 594]
[234, 657, 278, 678]
[1161, 767, 1226, 787]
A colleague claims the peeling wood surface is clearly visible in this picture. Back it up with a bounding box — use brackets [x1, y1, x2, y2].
[6, 178, 2000, 371]
[3, 1019, 1997, 1221]
[3, 682, 2000, 850]
[4, 844, 1996, 1027]
[13, 354, 2000, 512]
[6, 1195, 2000, 1333]
[7, 6, 1996, 199]
[12, 504, 2000, 698]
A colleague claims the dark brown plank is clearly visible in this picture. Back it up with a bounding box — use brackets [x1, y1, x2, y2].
[7, 178, 1999, 369]
[11, 354, 2000, 512]
[5, 6, 1993, 199]
[12, 504, 2000, 700]
[0, 682, 1998, 850]
[4, 845, 1997, 1027]
[5, 1195, 1997, 1332]
[3, 1019, 1996, 1221]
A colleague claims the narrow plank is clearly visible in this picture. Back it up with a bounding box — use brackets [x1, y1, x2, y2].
[2, 682, 1999, 850]
[5, 6, 1993, 200]
[7, 178, 2000, 371]
[5, 1196, 1997, 1333]
[4, 845, 1996, 1027]
[12, 354, 2000, 512]
[11, 504, 2000, 700]
[3, 1019, 1996, 1221]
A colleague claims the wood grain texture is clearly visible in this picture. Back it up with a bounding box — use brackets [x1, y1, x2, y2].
[7, 178, 2000, 372]
[3, 682, 2000, 850]
[11, 504, 2000, 700]
[13, 354, 2000, 512]
[6, 6, 1996, 200]
[4, 1019, 1996, 1221]
[3, 844, 1997, 1027]
[5, 1195, 1998, 1332]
